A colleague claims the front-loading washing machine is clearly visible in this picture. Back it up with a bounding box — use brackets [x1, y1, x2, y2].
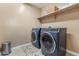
[31, 28, 41, 49]
[40, 28, 67, 56]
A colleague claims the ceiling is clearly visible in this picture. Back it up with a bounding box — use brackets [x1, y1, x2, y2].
[29, 3, 74, 9]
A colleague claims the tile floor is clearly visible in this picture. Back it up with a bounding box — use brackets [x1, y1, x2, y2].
[9, 43, 43, 56]
[0, 43, 71, 56]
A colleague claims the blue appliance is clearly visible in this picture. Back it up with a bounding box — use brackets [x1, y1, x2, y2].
[40, 28, 67, 56]
[31, 28, 41, 49]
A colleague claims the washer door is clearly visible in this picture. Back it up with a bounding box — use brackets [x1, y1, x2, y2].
[32, 31, 37, 43]
[41, 32, 56, 54]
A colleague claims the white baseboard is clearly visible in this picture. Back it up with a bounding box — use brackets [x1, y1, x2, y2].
[66, 49, 79, 56]
[12, 42, 32, 50]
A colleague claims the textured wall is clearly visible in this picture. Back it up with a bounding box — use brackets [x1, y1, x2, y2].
[0, 3, 41, 47]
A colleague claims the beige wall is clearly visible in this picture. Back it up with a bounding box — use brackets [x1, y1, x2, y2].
[0, 3, 41, 47]
[41, 7, 79, 53]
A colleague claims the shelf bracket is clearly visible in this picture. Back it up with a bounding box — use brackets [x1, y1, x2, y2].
[54, 14, 57, 21]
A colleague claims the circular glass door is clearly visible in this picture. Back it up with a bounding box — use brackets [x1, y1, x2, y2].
[32, 31, 37, 43]
[41, 32, 56, 53]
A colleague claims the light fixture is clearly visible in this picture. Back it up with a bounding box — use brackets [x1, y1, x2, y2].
[18, 5, 25, 13]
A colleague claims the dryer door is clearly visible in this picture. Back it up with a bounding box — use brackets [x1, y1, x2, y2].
[32, 31, 37, 43]
[41, 32, 56, 54]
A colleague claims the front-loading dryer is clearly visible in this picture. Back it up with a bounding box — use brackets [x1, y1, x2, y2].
[31, 28, 41, 49]
[40, 28, 67, 56]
